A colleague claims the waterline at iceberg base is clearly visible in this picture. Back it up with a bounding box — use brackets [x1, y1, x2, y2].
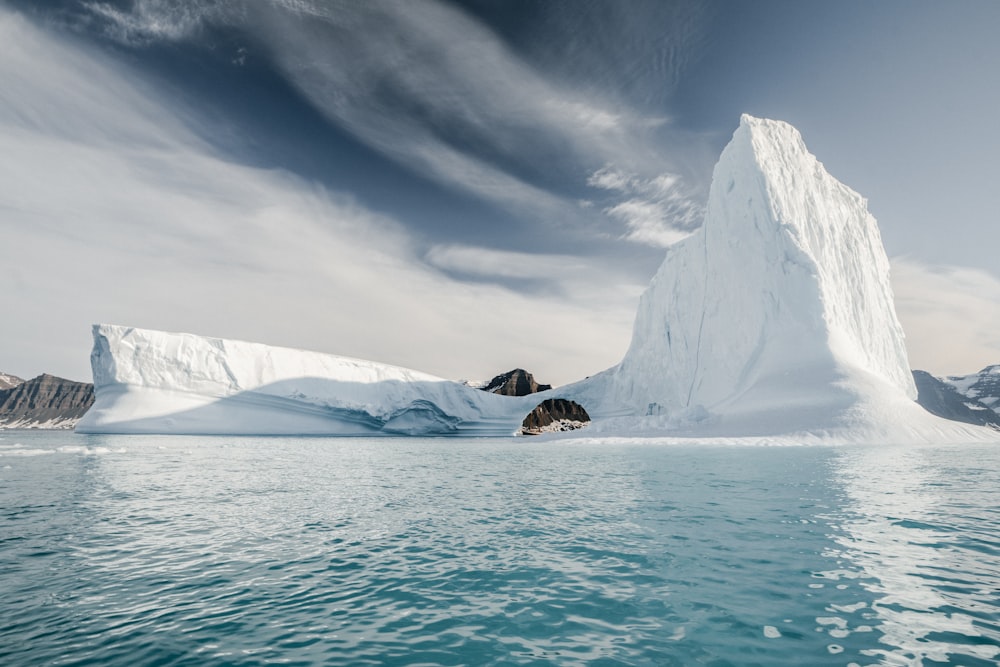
[75, 116, 1000, 443]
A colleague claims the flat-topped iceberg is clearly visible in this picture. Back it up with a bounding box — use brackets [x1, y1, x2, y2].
[76, 324, 563, 435]
[77, 116, 1000, 442]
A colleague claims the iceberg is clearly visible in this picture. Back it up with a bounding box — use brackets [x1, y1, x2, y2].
[614, 114, 917, 412]
[77, 116, 1000, 442]
[567, 116, 995, 442]
[75, 324, 563, 435]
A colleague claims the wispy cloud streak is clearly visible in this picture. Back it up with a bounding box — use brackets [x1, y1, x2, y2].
[587, 166, 703, 247]
[0, 8, 637, 384]
[81, 0, 710, 241]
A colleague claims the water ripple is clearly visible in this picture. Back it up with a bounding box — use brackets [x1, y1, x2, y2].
[1, 434, 998, 665]
[820, 444, 1000, 666]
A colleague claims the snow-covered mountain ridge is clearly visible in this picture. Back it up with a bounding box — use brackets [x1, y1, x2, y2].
[912, 370, 1000, 430]
[77, 116, 1000, 442]
[0, 372, 23, 391]
[943, 365, 1000, 416]
[0, 374, 94, 429]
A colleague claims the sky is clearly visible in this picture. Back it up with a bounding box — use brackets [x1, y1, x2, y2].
[2, 0, 1000, 384]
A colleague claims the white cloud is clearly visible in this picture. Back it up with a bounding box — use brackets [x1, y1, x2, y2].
[0, 9, 638, 386]
[424, 244, 645, 305]
[605, 200, 692, 247]
[426, 245, 589, 282]
[81, 0, 706, 231]
[588, 165, 703, 248]
[891, 258, 1000, 375]
[84, 0, 221, 45]
[587, 165, 637, 192]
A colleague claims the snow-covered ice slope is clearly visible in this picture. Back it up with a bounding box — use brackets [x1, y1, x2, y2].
[76, 325, 552, 435]
[599, 115, 915, 414]
[77, 116, 999, 442]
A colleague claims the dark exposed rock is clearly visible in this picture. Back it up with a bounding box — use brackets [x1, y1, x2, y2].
[520, 398, 590, 435]
[0, 372, 23, 391]
[0, 373, 94, 429]
[480, 369, 551, 397]
[913, 370, 1000, 430]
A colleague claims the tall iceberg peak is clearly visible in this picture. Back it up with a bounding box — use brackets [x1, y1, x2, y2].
[608, 114, 916, 419]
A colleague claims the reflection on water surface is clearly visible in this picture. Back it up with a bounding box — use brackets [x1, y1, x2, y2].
[822, 445, 1000, 665]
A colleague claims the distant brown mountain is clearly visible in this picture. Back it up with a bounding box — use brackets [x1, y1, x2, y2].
[480, 369, 551, 397]
[0, 373, 94, 429]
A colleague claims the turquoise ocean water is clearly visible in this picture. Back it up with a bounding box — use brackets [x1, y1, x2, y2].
[1, 431, 998, 666]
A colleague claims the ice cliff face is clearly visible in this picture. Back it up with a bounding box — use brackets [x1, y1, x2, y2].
[604, 115, 916, 421]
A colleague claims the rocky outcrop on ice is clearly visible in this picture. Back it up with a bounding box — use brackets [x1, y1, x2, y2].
[519, 399, 590, 435]
[912, 370, 1000, 430]
[77, 115, 1000, 442]
[0, 374, 95, 429]
[481, 369, 552, 396]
